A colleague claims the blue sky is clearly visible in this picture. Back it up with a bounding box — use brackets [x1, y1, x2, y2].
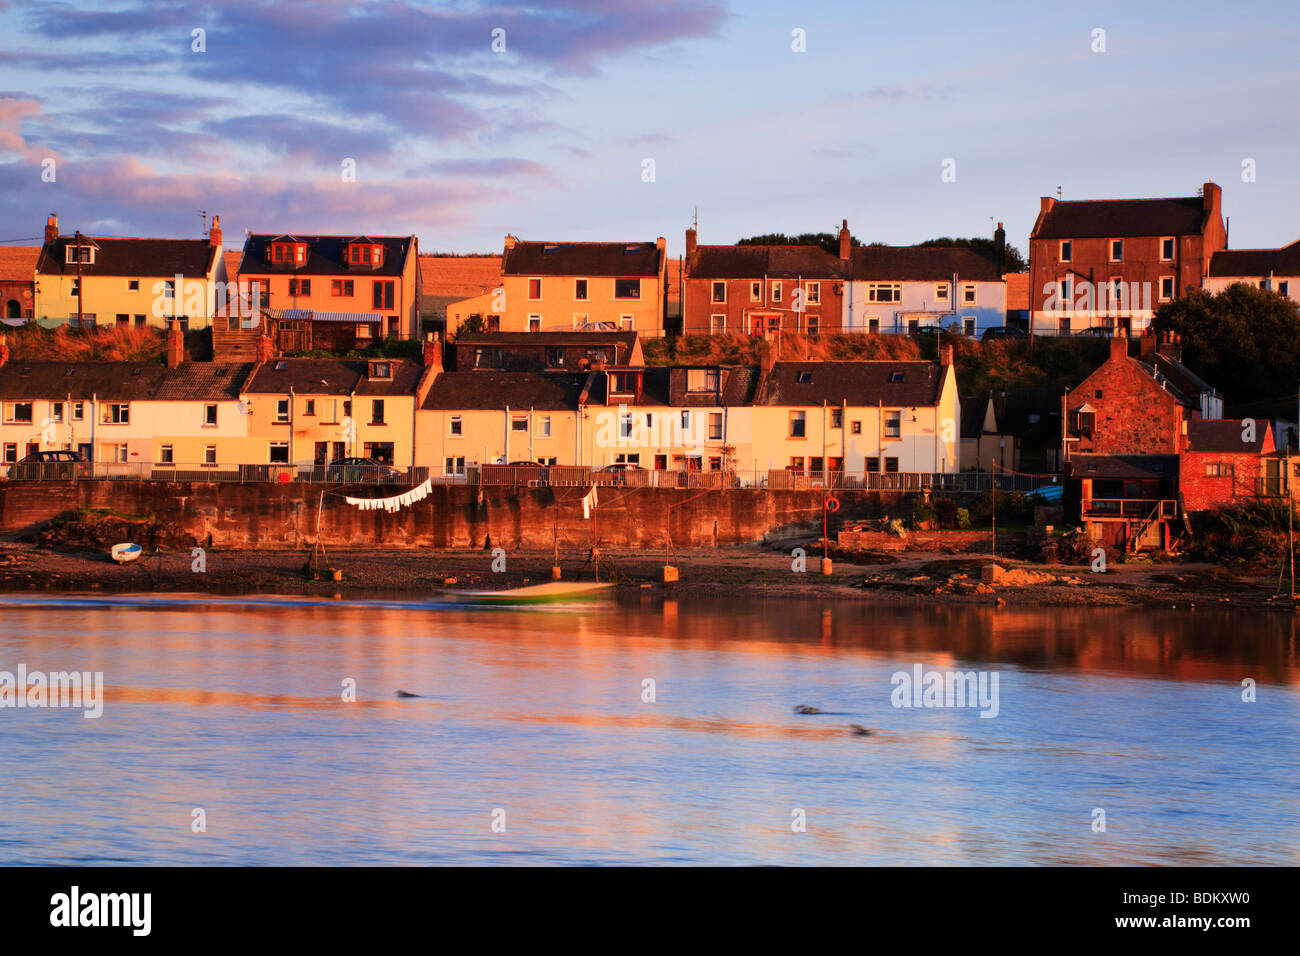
[1, 0, 1297, 257]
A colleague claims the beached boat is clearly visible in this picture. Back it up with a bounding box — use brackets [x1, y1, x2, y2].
[110, 543, 143, 564]
[446, 581, 615, 605]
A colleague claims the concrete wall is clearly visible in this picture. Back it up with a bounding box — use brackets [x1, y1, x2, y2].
[0, 479, 919, 550]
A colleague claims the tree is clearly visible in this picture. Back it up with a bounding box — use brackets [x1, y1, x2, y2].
[918, 236, 1026, 273]
[736, 232, 860, 255]
[1153, 284, 1300, 421]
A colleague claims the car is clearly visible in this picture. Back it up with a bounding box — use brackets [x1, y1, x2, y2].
[909, 325, 947, 338]
[1074, 326, 1115, 337]
[10, 449, 92, 480]
[326, 457, 401, 483]
[599, 462, 644, 486]
[980, 326, 1027, 341]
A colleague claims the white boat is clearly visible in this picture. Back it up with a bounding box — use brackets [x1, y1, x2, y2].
[447, 581, 615, 605]
[110, 543, 143, 564]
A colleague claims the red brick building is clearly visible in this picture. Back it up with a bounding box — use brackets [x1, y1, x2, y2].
[1180, 419, 1277, 512]
[0, 246, 40, 321]
[682, 223, 848, 335]
[1028, 182, 1226, 336]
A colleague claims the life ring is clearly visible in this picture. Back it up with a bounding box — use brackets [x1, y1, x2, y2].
[825, 496, 840, 513]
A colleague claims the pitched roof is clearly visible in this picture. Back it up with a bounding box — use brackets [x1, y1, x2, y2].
[422, 370, 589, 410]
[688, 244, 846, 280]
[0, 361, 249, 401]
[756, 360, 943, 407]
[0, 246, 40, 283]
[419, 255, 501, 298]
[239, 234, 414, 277]
[223, 250, 242, 279]
[502, 241, 663, 277]
[37, 237, 218, 278]
[243, 358, 422, 396]
[851, 245, 1002, 282]
[1209, 240, 1300, 277]
[960, 395, 993, 439]
[1033, 196, 1208, 239]
[1141, 353, 1214, 404]
[1185, 419, 1271, 454]
[1066, 453, 1179, 480]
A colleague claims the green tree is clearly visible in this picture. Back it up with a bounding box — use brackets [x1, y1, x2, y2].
[736, 232, 860, 255]
[918, 236, 1026, 273]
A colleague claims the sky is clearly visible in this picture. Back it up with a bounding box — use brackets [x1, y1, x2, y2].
[1, 0, 1298, 258]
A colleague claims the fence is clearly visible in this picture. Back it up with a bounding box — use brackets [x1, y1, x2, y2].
[1, 460, 1063, 494]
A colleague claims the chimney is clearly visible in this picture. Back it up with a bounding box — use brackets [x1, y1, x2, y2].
[993, 221, 1006, 272]
[655, 236, 666, 253]
[1138, 331, 1158, 359]
[45, 213, 59, 245]
[1040, 196, 1056, 218]
[0, 334, 8, 368]
[423, 331, 443, 370]
[939, 344, 953, 368]
[685, 227, 697, 258]
[759, 337, 777, 376]
[1109, 336, 1128, 363]
[166, 319, 184, 369]
[838, 219, 851, 260]
[256, 333, 275, 363]
[1202, 181, 1221, 217]
[503, 234, 517, 250]
[209, 214, 222, 248]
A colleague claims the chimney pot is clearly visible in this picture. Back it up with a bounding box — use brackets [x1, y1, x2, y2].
[209, 214, 223, 248]
[44, 213, 59, 245]
[685, 227, 697, 258]
[423, 331, 443, 369]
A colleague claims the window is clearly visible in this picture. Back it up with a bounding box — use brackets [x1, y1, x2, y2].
[72, 402, 84, 421]
[1110, 239, 1123, 262]
[372, 280, 394, 310]
[1205, 462, 1222, 477]
[1059, 241, 1072, 263]
[51, 402, 64, 423]
[371, 400, 385, 425]
[527, 278, 542, 299]
[884, 457, 899, 474]
[448, 415, 462, 436]
[1281, 281, 1290, 298]
[614, 278, 641, 299]
[865, 456, 880, 473]
[539, 416, 552, 437]
[546, 348, 566, 368]
[889, 370, 905, 383]
[1058, 316, 1071, 335]
[134, 315, 146, 327]
[528, 315, 541, 332]
[708, 412, 723, 441]
[750, 281, 762, 302]
[511, 415, 528, 433]
[574, 278, 588, 300]
[619, 314, 634, 330]
[831, 408, 843, 429]
[445, 456, 466, 476]
[5, 402, 33, 423]
[116, 313, 129, 327]
[128, 279, 139, 291]
[304, 399, 316, 417]
[868, 318, 879, 334]
[65, 244, 93, 264]
[884, 411, 902, 438]
[1160, 276, 1175, 301]
[807, 282, 820, 304]
[103, 443, 128, 464]
[356, 323, 372, 339]
[710, 314, 726, 333]
[789, 411, 806, 438]
[331, 280, 354, 297]
[807, 314, 819, 336]
[788, 457, 805, 473]
[1161, 237, 1175, 260]
[276, 399, 289, 422]
[935, 283, 949, 301]
[618, 413, 633, 439]
[101, 403, 129, 425]
[962, 284, 976, 304]
[1, 443, 14, 463]
[711, 281, 726, 304]
[204, 403, 218, 426]
[269, 442, 289, 464]
[771, 281, 782, 303]
[158, 444, 174, 465]
[963, 317, 975, 336]
[204, 445, 217, 466]
[680, 410, 690, 430]
[796, 370, 813, 384]
[1075, 411, 1095, 437]
[687, 368, 720, 392]
[867, 283, 901, 302]
[610, 373, 636, 394]
[289, 278, 311, 296]
[371, 362, 391, 379]
[473, 347, 502, 369]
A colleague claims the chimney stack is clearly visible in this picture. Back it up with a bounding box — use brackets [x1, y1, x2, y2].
[839, 219, 851, 260]
[423, 331, 443, 370]
[939, 344, 953, 368]
[1109, 336, 1128, 363]
[1202, 181, 1221, 217]
[1040, 196, 1056, 217]
[685, 227, 697, 258]
[503, 234, 517, 250]
[45, 213, 59, 245]
[209, 214, 222, 248]
[256, 333, 275, 363]
[994, 221, 1006, 272]
[166, 319, 184, 369]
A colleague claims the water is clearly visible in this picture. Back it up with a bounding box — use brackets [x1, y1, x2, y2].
[0, 592, 1297, 865]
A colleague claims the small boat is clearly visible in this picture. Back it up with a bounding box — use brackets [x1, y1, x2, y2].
[110, 543, 143, 564]
[447, 581, 616, 606]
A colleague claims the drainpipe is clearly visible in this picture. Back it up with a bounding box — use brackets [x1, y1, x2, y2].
[504, 404, 510, 464]
[529, 405, 534, 461]
[822, 399, 827, 483]
[289, 387, 295, 466]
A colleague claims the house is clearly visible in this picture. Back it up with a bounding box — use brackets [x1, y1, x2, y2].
[999, 385, 1064, 473]
[452, 331, 641, 372]
[419, 254, 502, 333]
[1205, 239, 1300, 303]
[237, 232, 421, 348]
[1180, 419, 1277, 512]
[1066, 454, 1181, 551]
[0, 246, 39, 322]
[0, 325, 253, 475]
[240, 352, 435, 471]
[960, 394, 1016, 472]
[683, 224, 847, 335]
[1028, 182, 1227, 335]
[446, 237, 667, 336]
[843, 235, 1006, 336]
[1003, 271, 1030, 331]
[34, 214, 229, 330]
[747, 345, 960, 485]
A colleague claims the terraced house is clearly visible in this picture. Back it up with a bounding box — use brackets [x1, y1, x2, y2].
[1205, 238, 1300, 303]
[34, 214, 229, 330]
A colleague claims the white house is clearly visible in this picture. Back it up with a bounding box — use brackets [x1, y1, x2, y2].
[842, 244, 1006, 336]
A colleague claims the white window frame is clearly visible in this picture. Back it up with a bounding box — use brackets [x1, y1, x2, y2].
[528, 314, 542, 332]
[750, 281, 762, 302]
[573, 277, 588, 301]
[711, 281, 726, 304]
[619, 314, 634, 330]
[1160, 237, 1175, 261]
[1159, 276, 1175, 301]
[539, 415, 552, 438]
[1059, 240, 1072, 263]
[934, 283, 949, 302]
[448, 415, 463, 437]
[1109, 239, 1124, 262]
[771, 281, 782, 303]
[709, 313, 726, 333]
[867, 283, 901, 303]
[806, 281, 820, 304]
[962, 283, 977, 305]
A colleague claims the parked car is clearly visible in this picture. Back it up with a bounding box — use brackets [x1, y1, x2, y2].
[10, 450, 92, 480]
[326, 457, 401, 483]
[600, 462, 644, 486]
[981, 326, 1027, 341]
[1074, 326, 1115, 337]
[909, 325, 947, 339]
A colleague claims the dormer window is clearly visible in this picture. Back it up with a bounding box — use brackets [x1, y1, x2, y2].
[610, 372, 637, 394]
[269, 241, 308, 265]
[65, 244, 94, 265]
[347, 243, 383, 267]
[369, 361, 392, 380]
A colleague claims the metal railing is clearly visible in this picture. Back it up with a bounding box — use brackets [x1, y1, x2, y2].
[1082, 498, 1178, 519]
